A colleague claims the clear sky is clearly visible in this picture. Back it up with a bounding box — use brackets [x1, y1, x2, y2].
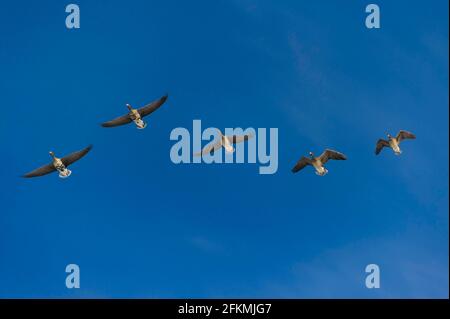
[0, 0, 448, 298]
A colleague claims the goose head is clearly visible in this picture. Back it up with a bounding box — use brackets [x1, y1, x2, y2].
[126, 104, 132, 111]
[49, 151, 55, 158]
[387, 133, 392, 139]
[309, 152, 314, 159]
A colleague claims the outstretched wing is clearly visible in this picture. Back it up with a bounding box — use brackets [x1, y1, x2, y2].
[319, 149, 347, 164]
[101, 114, 132, 127]
[396, 130, 416, 143]
[291, 157, 312, 173]
[194, 141, 223, 156]
[138, 94, 168, 118]
[375, 139, 390, 155]
[62, 145, 93, 167]
[23, 163, 56, 178]
[227, 134, 254, 144]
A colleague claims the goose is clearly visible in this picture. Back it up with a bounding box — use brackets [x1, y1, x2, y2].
[23, 145, 92, 179]
[375, 130, 416, 155]
[101, 94, 168, 129]
[291, 149, 347, 176]
[194, 130, 254, 156]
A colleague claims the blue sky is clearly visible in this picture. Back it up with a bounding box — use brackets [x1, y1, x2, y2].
[0, 0, 448, 298]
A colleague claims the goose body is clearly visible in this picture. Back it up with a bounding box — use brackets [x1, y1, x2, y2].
[101, 94, 168, 129]
[51, 153, 72, 178]
[128, 106, 146, 129]
[292, 149, 347, 176]
[23, 145, 92, 179]
[389, 137, 401, 155]
[311, 157, 328, 176]
[375, 130, 416, 155]
[221, 134, 235, 153]
[195, 130, 253, 156]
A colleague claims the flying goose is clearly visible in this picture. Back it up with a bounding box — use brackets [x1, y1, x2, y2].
[194, 130, 254, 156]
[101, 94, 168, 129]
[375, 130, 416, 155]
[292, 149, 347, 176]
[23, 145, 93, 179]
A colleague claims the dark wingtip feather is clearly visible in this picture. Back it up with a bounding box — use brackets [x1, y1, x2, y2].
[84, 144, 93, 154]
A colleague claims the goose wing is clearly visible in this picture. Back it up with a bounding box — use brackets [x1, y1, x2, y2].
[375, 139, 390, 155]
[61, 145, 93, 167]
[319, 149, 347, 164]
[291, 157, 312, 173]
[396, 130, 416, 143]
[23, 163, 56, 178]
[194, 140, 223, 156]
[227, 133, 254, 144]
[137, 95, 168, 118]
[101, 113, 132, 127]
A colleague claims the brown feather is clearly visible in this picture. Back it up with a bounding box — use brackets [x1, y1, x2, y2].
[138, 94, 168, 118]
[61, 145, 93, 167]
[318, 149, 347, 163]
[23, 163, 56, 178]
[101, 114, 132, 127]
[396, 130, 416, 143]
[292, 157, 312, 173]
[375, 139, 390, 155]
